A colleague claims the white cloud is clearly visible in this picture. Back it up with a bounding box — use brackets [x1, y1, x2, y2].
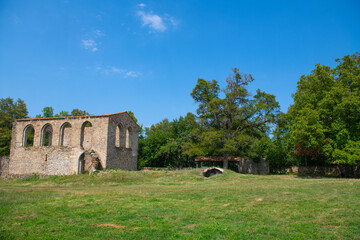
[89, 66, 140, 78]
[169, 16, 180, 28]
[137, 11, 167, 32]
[81, 29, 105, 52]
[125, 71, 139, 78]
[94, 29, 105, 37]
[103, 66, 125, 75]
[137, 3, 146, 8]
[81, 39, 98, 52]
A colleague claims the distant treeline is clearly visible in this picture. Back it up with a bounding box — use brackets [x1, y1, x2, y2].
[138, 53, 360, 172]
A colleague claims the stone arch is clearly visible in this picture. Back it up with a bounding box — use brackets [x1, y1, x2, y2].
[59, 122, 72, 146]
[41, 123, 53, 146]
[23, 124, 35, 147]
[115, 123, 124, 147]
[78, 150, 102, 174]
[80, 121, 92, 149]
[126, 127, 132, 148]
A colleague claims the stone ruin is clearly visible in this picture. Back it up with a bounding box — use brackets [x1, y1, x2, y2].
[195, 156, 269, 174]
[8, 111, 139, 176]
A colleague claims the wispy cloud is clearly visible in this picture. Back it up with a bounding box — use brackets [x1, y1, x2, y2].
[137, 11, 167, 32]
[136, 5, 179, 32]
[88, 66, 140, 78]
[81, 29, 105, 52]
[82, 39, 98, 52]
[94, 29, 105, 37]
[125, 71, 139, 78]
[137, 3, 146, 8]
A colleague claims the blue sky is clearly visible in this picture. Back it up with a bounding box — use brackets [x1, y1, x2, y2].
[1, 0, 359, 127]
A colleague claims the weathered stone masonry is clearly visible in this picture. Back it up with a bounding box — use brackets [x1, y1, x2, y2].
[8, 111, 139, 176]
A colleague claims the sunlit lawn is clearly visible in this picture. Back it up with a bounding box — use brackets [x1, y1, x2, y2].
[0, 169, 359, 239]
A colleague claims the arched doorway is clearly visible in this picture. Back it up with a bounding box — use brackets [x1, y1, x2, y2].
[78, 153, 85, 174]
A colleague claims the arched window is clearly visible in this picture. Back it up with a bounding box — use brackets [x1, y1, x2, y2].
[80, 121, 92, 149]
[126, 127, 132, 148]
[115, 123, 123, 147]
[41, 123, 53, 146]
[59, 122, 72, 146]
[23, 124, 34, 147]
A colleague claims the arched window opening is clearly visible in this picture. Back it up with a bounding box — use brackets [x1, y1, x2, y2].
[126, 127, 132, 148]
[41, 124, 53, 146]
[80, 121, 92, 149]
[115, 123, 123, 147]
[78, 153, 85, 174]
[23, 125, 34, 147]
[59, 122, 72, 146]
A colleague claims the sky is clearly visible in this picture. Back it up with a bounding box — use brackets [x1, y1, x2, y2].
[0, 0, 359, 127]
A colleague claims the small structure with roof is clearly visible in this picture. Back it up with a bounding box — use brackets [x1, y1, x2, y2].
[8, 111, 139, 176]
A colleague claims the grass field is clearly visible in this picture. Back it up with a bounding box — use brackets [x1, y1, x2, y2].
[0, 169, 359, 239]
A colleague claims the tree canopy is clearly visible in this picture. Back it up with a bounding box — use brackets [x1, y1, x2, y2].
[0, 97, 28, 155]
[281, 52, 360, 166]
[184, 68, 280, 159]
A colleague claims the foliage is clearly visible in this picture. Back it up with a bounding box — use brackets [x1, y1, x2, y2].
[0, 97, 28, 155]
[37, 107, 91, 118]
[42, 106, 54, 117]
[138, 113, 197, 168]
[128, 110, 143, 134]
[282, 53, 360, 166]
[70, 109, 90, 116]
[184, 68, 280, 159]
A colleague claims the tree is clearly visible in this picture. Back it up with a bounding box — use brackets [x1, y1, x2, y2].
[138, 113, 197, 168]
[128, 110, 143, 134]
[42, 106, 54, 118]
[70, 109, 90, 116]
[285, 52, 360, 167]
[184, 68, 280, 159]
[0, 97, 28, 155]
[38, 108, 90, 118]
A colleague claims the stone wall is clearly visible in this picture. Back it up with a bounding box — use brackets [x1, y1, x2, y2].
[106, 114, 138, 170]
[0, 156, 10, 177]
[238, 158, 269, 174]
[8, 112, 138, 176]
[272, 165, 360, 178]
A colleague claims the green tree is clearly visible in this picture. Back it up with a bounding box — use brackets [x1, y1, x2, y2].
[128, 110, 143, 134]
[285, 52, 360, 168]
[184, 68, 280, 159]
[42, 106, 54, 117]
[0, 97, 28, 155]
[138, 113, 197, 168]
[71, 109, 90, 116]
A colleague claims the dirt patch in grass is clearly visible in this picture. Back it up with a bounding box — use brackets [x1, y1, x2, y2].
[13, 213, 35, 219]
[94, 224, 126, 229]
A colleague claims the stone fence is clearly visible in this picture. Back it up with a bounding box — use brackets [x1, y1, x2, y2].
[272, 164, 360, 178]
[238, 158, 269, 174]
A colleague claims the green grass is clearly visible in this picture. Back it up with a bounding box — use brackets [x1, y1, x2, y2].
[0, 169, 359, 239]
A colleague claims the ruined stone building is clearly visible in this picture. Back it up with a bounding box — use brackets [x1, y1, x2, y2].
[8, 111, 139, 176]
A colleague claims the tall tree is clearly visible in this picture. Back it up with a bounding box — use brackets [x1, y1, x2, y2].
[0, 98, 28, 155]
[184, 68, 280, 159]
[285, 52, 360, 167]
